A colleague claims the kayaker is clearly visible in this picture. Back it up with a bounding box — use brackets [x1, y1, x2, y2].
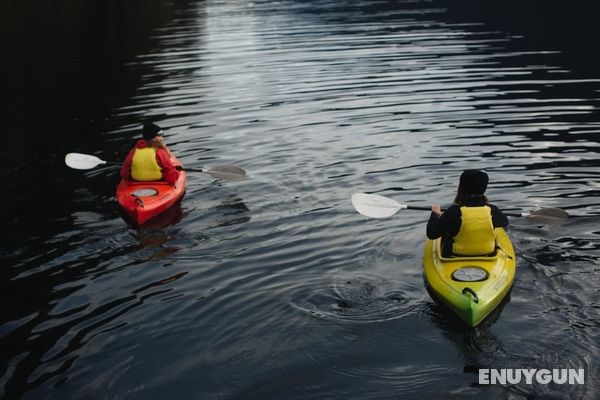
[120, 122, 180, 185]
[427, 169, 508, 257]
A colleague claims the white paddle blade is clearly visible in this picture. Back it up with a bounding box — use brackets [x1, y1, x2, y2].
[525, 207, 569, 224]
[205, 165, 246, 181]
[351, 193, 406, 218]
[65, 153, 107, 170]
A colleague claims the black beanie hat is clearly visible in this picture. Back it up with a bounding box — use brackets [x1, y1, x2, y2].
[459, 169, 489, 195]
[142, 122, 162, 140]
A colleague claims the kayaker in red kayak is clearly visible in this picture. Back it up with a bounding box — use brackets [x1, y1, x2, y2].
[120, 122, 180, 185]
[427, 169, 508, 257]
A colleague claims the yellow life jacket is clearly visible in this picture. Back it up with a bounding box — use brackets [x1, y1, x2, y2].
[452, 206, 496, 256]
[131, 147, 163, 181]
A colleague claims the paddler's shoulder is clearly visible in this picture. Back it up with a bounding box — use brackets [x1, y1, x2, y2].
[134, 139, 151, 148]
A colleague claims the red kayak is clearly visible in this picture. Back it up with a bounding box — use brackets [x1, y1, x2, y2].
[116, 159, 187, 225]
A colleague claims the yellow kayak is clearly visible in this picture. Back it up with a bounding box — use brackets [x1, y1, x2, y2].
[423, 228, 516, 327]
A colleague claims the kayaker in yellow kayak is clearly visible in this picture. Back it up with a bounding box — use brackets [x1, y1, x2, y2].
[120, 122, 180, 185]
[427, 169, 508, 257]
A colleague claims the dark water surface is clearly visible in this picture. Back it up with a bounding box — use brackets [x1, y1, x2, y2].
[2, 1, 599, 399]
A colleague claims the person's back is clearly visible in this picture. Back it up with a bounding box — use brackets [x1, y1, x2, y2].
[131, 145, 163, 181]
[427, 170, 508, 257]
[120, 122, 180, 185]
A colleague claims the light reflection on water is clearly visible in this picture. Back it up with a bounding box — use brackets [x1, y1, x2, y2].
[2, 0, 599, 399]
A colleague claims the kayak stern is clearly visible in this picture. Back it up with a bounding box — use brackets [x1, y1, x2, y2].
[116, 159, 187, 226]
[423, 228, 516, 327]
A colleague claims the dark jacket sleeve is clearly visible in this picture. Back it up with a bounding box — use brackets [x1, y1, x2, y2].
[491, 205, 509, 228]
[427, 205, 461, 239]
[427, 213, 443, 239]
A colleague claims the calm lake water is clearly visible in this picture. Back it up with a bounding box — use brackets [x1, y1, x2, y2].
[2, 1, 599, 399]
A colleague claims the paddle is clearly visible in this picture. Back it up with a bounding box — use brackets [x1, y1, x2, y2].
[351, 193, 569, 221]
[65, 152, 246, 181]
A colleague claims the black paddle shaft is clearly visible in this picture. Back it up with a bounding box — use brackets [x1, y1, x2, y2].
[407, 205, 433, 211]
[409, 204, 520, 217]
